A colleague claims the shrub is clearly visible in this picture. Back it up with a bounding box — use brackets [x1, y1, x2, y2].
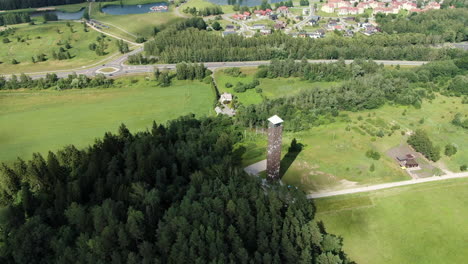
[225, 82, 233, 88]
[444, 144, 457, 156]
[256, 87, 262, 93]
[365, 150, 381, 160]
[461, 165, 467, 171]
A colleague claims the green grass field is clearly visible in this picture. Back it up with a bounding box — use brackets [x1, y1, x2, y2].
[90, 0, 181, 40]
[0, 77, 215, 163]
[180, 0, 235, 14]
[315, 178, 468, 264]
[240, 95, 467, 192]
[214, 67, 339, 105]
[0, 22, 118, 74]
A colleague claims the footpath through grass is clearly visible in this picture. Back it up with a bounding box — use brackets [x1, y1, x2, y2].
[0, 77, 215, 163]
[315, 177, 468, 264]
[0, 22, 118, 74]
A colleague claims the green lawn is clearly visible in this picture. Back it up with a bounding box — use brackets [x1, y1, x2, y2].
[0, 22, 119, 74]
[315, 178, 468, 264]
[0, 77, 215, 163]
[214, 67, 339, 105]
[180, 0, 235, 14]
[240, 95, 467, 192]
[90, 1, 181, 40]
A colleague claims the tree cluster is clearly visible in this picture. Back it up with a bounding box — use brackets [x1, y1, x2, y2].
[300, 0, 310, 6]
[0, 12, 31, 26]
[175, 62, 210, 81]
[43, 12, 58, 22]
[407, 129, 440, 162]
[144, 28, 464, 63]
[275, 1, 294, 8]
[451, 113, 468, 130]
[116, 39, 129, 54]
[184, 5, 223, 17]
[256, 59, 380, 81]
[376, 9, 468, 43]
[0, 116, 350, 263]
[0, 73, 113, 90]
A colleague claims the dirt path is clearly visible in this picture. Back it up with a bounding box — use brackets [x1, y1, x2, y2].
[307, 171, 468, 199]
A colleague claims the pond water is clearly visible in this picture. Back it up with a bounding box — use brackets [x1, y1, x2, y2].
[206, 0, 284, 7]
[31, 8, 85, 20]
[101, 2, 168, 15]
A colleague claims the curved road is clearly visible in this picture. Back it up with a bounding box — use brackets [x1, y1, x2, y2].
[307, 171, 468, 199]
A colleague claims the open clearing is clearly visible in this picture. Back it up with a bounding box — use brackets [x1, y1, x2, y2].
[315, 177, 468, 264]
[240, 95, 467, 192]
[0, 22, 118, 74]
[214, 67, 339, 105]
[0, 77, 214, 163]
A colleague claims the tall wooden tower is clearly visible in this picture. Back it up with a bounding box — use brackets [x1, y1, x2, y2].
[267, 115, 283, 180]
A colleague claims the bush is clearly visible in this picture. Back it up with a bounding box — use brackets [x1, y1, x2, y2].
[3, 37, 10, 43]
[225, 82, 233, 88]
[11, 59, 19, 64]
[234, 85, 246, 93]
[444, 144, 457, 156]
[407, 129, 440, 162]
[461, 165, 467, 171]
[256, 87, 262, 93]
[365, 150, 381, 160]
[223, 67, 242, 77]
[135, 37, 146, 43]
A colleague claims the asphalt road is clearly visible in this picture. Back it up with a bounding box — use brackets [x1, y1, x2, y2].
[9, 57, 428, 80]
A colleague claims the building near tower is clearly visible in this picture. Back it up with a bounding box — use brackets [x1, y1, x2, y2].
[267, 115, 283, 180]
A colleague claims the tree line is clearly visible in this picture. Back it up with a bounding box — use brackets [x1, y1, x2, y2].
[0, 73, 113, 90]
[0, 12, 31, 26]
[256, 59, 381, 81]
[144, 27, 464, 63]
[0, 115, 350, 263]
[183, 5, 223, 17]
[0, 0, 84, 10]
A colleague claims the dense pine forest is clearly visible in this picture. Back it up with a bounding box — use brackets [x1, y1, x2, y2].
[144, 28, 462, 63]
[0, 116, 350, 263]
[0, 0, 84, 10]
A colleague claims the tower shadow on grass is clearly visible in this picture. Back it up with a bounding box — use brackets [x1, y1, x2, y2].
[280, 139, 303, 178]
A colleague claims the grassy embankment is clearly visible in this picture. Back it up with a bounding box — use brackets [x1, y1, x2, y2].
[315, 177, 468, 264]
[89, 0, 181, 41]
[0, 76, 215, 163]
[225, 68, 467, 192]
[0, 22, 119, 74]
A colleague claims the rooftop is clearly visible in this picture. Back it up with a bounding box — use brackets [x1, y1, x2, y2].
[268, 115, 284, 125]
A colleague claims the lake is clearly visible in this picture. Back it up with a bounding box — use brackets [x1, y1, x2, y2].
[31, 9, 85, 20]
[206, 0, 284, 7]
[101, 2, 168, 15]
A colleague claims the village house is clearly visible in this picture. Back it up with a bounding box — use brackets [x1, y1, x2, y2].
[252, 24, 267, 30]
[396, 154, 419, 169]
[219, 92, 233, 104]
[274, 20, 287, 30]
[260, 29, 272, 35]
[225, 24, 236, 31]
[277, 6, 289, 15]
